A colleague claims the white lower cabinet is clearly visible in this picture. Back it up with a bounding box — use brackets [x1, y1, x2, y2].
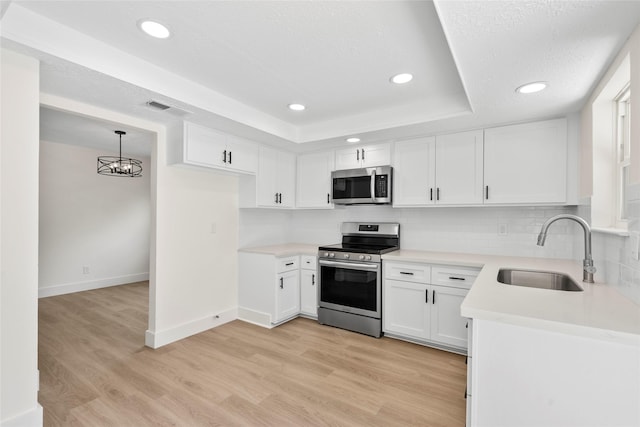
[383, 261, 478, 353]
[238, 252, 300, 326]
[300, 255, 318, 318]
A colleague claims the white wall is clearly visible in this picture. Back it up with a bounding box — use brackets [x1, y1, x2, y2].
[1, 49, 43, 426]
[38, 141, 150, 297]
[240, 205, 580, 259]
[579, 23, 640, 304]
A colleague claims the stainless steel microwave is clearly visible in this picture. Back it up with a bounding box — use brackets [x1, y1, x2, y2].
[331, 166, 392, 205]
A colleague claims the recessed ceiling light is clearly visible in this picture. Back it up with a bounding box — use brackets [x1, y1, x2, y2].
[390, 73, 413, 84]
[516, 82, 547, 94]
[288, 103, 306, 111]
[346, 137, 361, 143]
[138, 20, 171, 39]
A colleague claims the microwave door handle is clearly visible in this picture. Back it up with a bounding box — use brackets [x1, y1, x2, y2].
[370, 169, 376, 200]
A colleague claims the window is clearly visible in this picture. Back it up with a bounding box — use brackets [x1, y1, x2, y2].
[591, 54, 630, 231]
[615, 86, 631, 226]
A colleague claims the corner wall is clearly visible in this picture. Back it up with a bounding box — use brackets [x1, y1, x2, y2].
[38, 141, 151, 297]
[1, 49, 42, 426]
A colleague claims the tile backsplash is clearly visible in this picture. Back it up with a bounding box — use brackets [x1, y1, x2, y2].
[240, 205, 580, 259]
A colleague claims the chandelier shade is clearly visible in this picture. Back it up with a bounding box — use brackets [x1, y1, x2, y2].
[97, 130, 143, 177]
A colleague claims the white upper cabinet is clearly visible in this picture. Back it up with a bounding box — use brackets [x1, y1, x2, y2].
[393, 131, 483, 206]
[180, 121, 257, 174]
[335, 143, 391, 170]
[435, 130, 484, 205]
[393, 136, 436, 206]
[256, 146, 296, 208]
[296, 151, 335, 209]
[483, 118, 567, 204]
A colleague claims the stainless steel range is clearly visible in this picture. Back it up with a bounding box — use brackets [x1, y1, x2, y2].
[317, 222, 400, 337]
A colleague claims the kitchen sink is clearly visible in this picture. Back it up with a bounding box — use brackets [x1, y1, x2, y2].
[497, 269, 583, 292]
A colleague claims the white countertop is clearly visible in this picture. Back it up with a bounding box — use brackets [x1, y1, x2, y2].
[383, 250, 640, 346]
[238, 243, 320, 257]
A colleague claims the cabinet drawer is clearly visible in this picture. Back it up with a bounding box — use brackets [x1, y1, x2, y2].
[431, 265, 479, 289]
[300, 255, 317, 270]
[276, 256, 299, 273]
[384, 262, 430, 283]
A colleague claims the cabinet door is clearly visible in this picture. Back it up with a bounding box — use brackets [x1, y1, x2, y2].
[361, 143, 391, 167]
[277, 150, 296, 208]
[296, 151, 334, 208]
[383, 279, 429, 339]
[226, 136, 258, 174]
[430, 285, 469, 348]
[393, 137, 436, 206]
[435, 130, 484, 205]
[184, 122, 227, 168]
[484, 118, 567, 204]
[274, 270, 300, 323]
[300, 269, 318, 317]
[335, 147, 362, 170]
[257, 146, 279, 207]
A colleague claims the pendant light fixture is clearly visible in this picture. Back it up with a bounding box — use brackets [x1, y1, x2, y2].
[97, 130, 143, 177]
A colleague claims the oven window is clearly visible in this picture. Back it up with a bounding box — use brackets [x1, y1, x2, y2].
[333, 176, 371, 199]
[320, 265, 377, 311]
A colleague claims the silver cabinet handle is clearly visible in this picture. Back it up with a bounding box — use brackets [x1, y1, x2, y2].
[437, 187, 440, 201]
[400, 271, 414, 276]
[223, 150, 227, 163]
[275, 193, 279, 203]
[430, 188, 433, 201]
[312, 274, 315, 285]
[228, 151, 232, 164]
[425, 289, 429, 303]
[280, 277, 284, 289]
[357, 149, 360, 161]
[432, 290, 436, 304]
[449, 276, 466, 281]
[485, 185, 489, 200]
[361, 149, 365, 161]
[327, 193, 330, 204]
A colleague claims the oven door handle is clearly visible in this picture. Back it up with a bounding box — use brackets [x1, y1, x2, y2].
[318, 260, 379, 270]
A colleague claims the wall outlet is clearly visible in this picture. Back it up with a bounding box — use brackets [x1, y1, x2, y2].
[82, 266, 90, 274]
[498, 223, 509, 236]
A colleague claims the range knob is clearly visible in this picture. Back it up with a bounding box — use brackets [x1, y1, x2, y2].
[323, 252, 329, 257]
[329, 253, 335, 258]
[343, 253, 350, 259]
[358, 255, 365, 260]
[366, 255, 372, 261]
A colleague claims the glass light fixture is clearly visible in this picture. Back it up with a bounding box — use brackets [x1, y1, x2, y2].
[97, 130, 143, 177]
[346, 137, 361, 143]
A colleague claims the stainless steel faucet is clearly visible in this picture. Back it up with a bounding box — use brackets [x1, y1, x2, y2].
[536, 214, 596, 283]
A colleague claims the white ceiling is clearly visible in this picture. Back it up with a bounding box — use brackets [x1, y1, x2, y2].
[3, 1, 640, 155]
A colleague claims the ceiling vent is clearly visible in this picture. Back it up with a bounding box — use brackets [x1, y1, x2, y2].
[146, 100, 171, 110]
[145, 100, 191, 117]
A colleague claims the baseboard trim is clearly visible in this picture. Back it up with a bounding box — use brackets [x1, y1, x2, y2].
[38, 273, 150, 298]
[1, 404, 43, 427]
[237, 307, 273, 328]
[145, 307, 237, 349]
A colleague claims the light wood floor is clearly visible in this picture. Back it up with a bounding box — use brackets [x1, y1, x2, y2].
[39, 282, 467, 426]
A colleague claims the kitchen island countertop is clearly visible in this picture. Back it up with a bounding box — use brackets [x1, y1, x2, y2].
[383, 250, 640, 346]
